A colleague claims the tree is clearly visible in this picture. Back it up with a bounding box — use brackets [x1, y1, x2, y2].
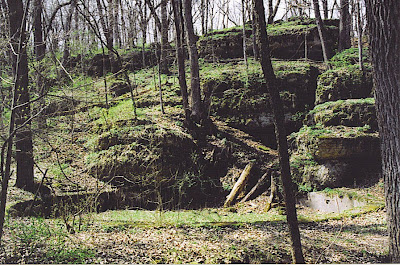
[267, 0, 282, 24]
[183, 0, 202, 121]
[8, 0, 34, 190]
[312, 0, 331, 68]
[365, 0, 400, 262]
[172, 0, 190, 121]
[338, 0, 351, 51]
[252, 0, 304, 262]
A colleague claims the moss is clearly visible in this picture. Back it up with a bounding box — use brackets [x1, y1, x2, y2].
[330, 47, 371, 69]
[315, 65, 373, 105]
[306, 98, 377, 130]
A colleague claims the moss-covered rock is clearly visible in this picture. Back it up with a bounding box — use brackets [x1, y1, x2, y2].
[305, 98, 378, 130]
[290, 125, 381, 190]
[203, 60, 319, 147]
[329, 47, 371, 68]
[87, 122, 220, 209]
[315, 65, 373, 105]
[198, 18, 339, 61]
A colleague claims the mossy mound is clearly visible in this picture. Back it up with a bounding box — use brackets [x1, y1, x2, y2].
[202, 59, 319, 147]
[329, 47, 371, 68]
[198, 18, 339, 61]
[315, 65, 373, 105]
[305, 98, 377, 130]
[290, 124, 381, 190]
[87, 120, 221, 209]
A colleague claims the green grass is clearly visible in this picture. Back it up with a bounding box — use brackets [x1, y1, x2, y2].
[92, 209, 286, 229]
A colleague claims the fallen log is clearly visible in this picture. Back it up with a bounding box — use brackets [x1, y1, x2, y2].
[240, 169, 271, 203]
[224, 162, 253, 207]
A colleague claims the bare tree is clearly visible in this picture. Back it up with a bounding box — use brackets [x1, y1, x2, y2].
[253, 0, 304, 262]
[183, 0, 202, 121]
[267, 0, 282, 24]
[312, 0, 331, 68]
[339, 0, 351, 51]
[172, 0, 190, 121]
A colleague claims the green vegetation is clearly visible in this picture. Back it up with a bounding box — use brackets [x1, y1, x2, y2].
[93, 209, 286, 229]
[330, 47, 371, 68]
[8, 218, 95, 263]
[316, 64, 373, 104]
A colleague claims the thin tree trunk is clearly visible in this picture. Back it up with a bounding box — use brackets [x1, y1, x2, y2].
[242, 0, 248, 85]
[355, 0, 363, 72]
[321, 0, 329, 19]
[253, 0, 304, 262]
[172, 0, 190, 121]
[339, 0, 351, 51]
[183, 0, 202, 121]
[251, 7, 259, 59]
[62, 0, 76, 65]
[312, 0, 331, 68]
[33, 0, 47, 129]
[365, 0, 400, 261]
[160, 0, 170, 74]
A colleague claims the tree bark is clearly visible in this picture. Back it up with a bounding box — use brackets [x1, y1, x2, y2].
[355, 0, 363, 72]
[321, 0, 329, 19]
[312, 0, 331, 67]
[172, 0, 190, 121]
[160, 0, 170, 74]
[183, 0, 202, 121]
[253, 0, 304, 262]
[339, 0, 351, 51]
[8, 0, 34, 190]
[365, 0, 400, 262]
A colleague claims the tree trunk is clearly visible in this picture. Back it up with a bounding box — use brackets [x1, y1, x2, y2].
[365, 0, 400, 262]
[312, 0, 331, 67]
[8, 0, 34, 191]
[160, 0, 170, 74]
[33, 0, 47, 129]
[321, 0, 329, 19]
[62, 0, 76, 65]
[183, 0, 202, 121]
[172, 0, 190, 121]
[252, 0, 304, 263]
[268, 0, 282, 24]
[339, 0, 351, 51]
[251, 7, 259, 60]
[355, 0, 363, 72]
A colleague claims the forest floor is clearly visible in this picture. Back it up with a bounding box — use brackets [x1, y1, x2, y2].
[0, 181, 388, 264]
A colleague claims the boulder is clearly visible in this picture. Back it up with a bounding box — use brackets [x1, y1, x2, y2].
[290, 124, 381, 189]
[87, 122, 221, 209]
[305, 98, 378, 130]
[315, 65, 373, 105]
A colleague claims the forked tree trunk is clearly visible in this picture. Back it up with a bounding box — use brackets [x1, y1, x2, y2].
[365, 0, 400, 262]
[252, 0, 304, 262]
[183, 0, 202, 121]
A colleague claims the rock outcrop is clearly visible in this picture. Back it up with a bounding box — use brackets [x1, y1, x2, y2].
[198, 18, 339, 61]
[290, 99, 380, 189]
